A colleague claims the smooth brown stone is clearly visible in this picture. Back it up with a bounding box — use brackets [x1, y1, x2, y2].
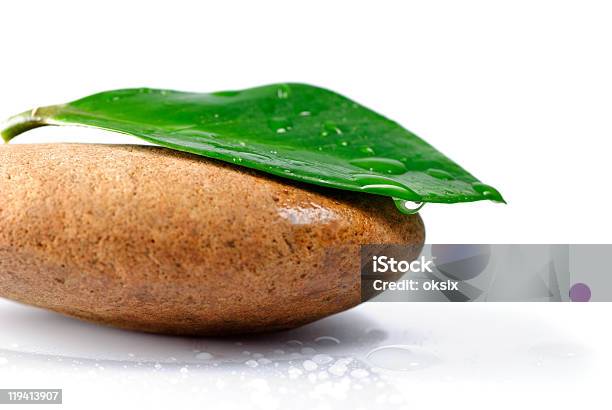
[0, 144, 425, 335]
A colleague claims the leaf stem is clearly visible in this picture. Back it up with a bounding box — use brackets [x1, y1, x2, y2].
[1, 105, 60, 143]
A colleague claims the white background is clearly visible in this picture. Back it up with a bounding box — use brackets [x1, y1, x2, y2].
[0, 1, 611, 409]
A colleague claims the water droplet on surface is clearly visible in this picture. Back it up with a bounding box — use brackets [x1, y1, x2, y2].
[352, 173, 402, 185]
[268, 116, 292, 134]
[359, 146, 375, 155]
[317, 370, 330, 380]
[350, 157, 407, 174]
[312, 354, 334, 365]
[471, 182, 503, 201]
[340, 140, 349, 147]
[352, 174, 420, 201]
[299, 111, 311, 116]
[195, 352, 213, 360]
[361, 328, 388, 342]
[366, 345, 440, 371]
[167, 127, 217, 139]
[277, 85, 290, 99]
[314, 336, 341, 346]
[393, 198, 425, 215]
[350, 368, 369, 379]
[288, 367, 303, 378]
[328, 359, 350, 376]
[323, 121, 343, 135]
[359, 184, 417, 199]
[426, 168, 454, 180]
[286, 340, 303, 347]
[245, 359, 259, 368]
[301, 347, 317, 355]
[303, 360, 318, 371]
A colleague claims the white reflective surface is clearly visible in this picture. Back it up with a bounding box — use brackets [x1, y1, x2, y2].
[0, 299, 603, 409]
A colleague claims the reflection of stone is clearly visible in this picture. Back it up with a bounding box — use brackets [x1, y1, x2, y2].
[432, 244, 491, 281]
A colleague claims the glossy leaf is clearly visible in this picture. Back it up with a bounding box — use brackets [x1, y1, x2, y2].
[0, 83, 504, 210]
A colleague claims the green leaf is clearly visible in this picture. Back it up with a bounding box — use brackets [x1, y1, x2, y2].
[0, 83, 504, 212]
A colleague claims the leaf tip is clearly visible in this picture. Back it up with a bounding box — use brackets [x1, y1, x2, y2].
[0, 106, 60, 143]
[495, 195, 508, 205]
[0, 119, 15, 143]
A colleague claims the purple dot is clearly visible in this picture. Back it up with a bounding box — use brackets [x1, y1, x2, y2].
[569, 283, 591, 302]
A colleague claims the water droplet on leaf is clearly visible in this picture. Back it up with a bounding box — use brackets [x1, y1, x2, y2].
[323, 121, 343, 135]
[359, 146, 375, 155]
[277, 85, 290, 99]
[268, 116, 292, 134]
[350, 157, 407, 174]
[352, 174, 420, 200]
[426, 168, 453, 180]
[471, 182, 503, 202]
[393, 198, 425, 215]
